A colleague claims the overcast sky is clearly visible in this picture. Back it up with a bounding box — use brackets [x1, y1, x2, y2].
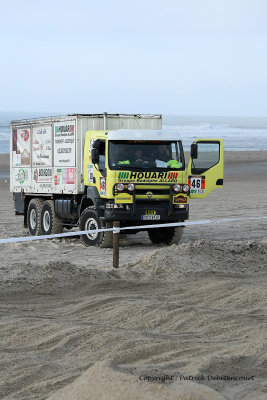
[0, 0, 267, 116]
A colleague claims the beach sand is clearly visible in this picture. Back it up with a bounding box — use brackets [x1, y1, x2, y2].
[0, 151, 266, 400]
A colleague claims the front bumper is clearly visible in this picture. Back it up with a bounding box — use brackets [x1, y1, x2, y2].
[104, 203, 189, 222]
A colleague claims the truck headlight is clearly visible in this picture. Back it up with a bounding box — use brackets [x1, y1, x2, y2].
[127, 183, 135, 192]
[116, 183, 125, 192]
[173, 184, 181, 192]
[182, 184, 190, 193]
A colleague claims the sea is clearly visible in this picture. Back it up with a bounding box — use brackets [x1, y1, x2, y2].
[0, 111, 267, 153]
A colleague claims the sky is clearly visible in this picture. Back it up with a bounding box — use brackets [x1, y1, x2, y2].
[0, 0, 267, 116]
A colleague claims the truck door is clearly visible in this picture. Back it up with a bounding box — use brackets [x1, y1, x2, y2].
[187, 139, 223, 198]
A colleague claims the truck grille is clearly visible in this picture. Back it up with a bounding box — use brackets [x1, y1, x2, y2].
[135, 188, 170, 195]
[135, 185, 170, 200]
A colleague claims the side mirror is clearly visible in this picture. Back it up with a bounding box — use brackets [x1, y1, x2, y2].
[93, 140, 101, 150]
[91, 148, 99, 164]
[191, 143, 198, 159]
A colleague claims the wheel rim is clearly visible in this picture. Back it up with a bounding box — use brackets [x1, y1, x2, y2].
[43, 210, 51, 232]
[29, 208, 37, 230]
[84, 217, 98, 240]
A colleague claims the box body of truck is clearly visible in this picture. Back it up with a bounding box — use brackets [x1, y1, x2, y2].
[10, 113, 162, 196]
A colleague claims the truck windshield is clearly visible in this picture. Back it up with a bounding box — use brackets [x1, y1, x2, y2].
[109, 140, 184, 170]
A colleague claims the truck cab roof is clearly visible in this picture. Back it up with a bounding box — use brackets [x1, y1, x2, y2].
[108, 129, 180, 141]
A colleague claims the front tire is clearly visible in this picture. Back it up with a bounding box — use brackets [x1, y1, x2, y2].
[148, 226, 183, 245]
[40, 200, 63, 235]
[27, 198, 44, 235]
[79, 208, 113, 247]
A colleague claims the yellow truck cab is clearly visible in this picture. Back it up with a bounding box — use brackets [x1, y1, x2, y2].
[80, 129, 223, 246]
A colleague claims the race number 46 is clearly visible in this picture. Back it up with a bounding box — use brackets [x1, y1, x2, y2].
[191, 177, 201, 189]
[189, 176, 205, 194]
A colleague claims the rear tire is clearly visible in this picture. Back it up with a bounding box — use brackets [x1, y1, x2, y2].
[148, 226, 183, 245]
[27, 198, 44, 236]
[79, 208, 113, 247]
[41, 200, 63, 235]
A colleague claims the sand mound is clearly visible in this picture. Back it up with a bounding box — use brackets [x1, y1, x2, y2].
[1, 240, 266, 294]
[0, 260, 114, 294]
[47, 360, 226, 400]
[120, 239, 267, 281]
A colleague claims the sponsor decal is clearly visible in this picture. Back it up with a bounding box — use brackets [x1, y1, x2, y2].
[173, 195, 187, 204]
[189, 175, 206, 194]
[100, 177, 106, 196]
[34, 168, 53, 183]
[167, 172, 178, 179]
[62, 168, 75, 185]
[66, 168, 75, 184]
[13, 167, 31, 187]
[12, 127, 31, 166]
[21, 129, 30, 141]
[55, 168, 62, 185]
[87, 164, 94, 183]
[118, 171, 178, 183]
[115, 193, 133, 204]
[54, 123, 75, 166]
[118, 172, 130, 179]
[32, 126, 52, 166]
[55, 125, 74, 133]
[16, 168, 26, 184]
[54, 168, 74, 186]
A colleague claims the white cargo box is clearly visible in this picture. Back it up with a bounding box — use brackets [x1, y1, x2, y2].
[10, 113, 162, 194]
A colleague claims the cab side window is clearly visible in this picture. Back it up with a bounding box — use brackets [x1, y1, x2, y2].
[98, 141, 106, 169]
[191, 142, 220, 173]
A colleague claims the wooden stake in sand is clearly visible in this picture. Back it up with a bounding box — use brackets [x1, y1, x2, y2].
[113, 221, 120, 268]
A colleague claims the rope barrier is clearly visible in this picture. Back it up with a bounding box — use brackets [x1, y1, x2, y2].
[0, 216, 266, 245]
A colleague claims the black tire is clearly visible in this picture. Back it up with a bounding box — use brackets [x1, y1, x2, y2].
[40, 200, 63, 235]
[148, 226, 183, 245]
[79, 208, 113, 247]
[27, 198, 44, 236]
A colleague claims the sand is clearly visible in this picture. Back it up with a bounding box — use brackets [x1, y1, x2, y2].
[0, 151, 266, 400]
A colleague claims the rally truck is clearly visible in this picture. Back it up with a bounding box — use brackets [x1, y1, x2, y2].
[10, 113, 223, 247]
